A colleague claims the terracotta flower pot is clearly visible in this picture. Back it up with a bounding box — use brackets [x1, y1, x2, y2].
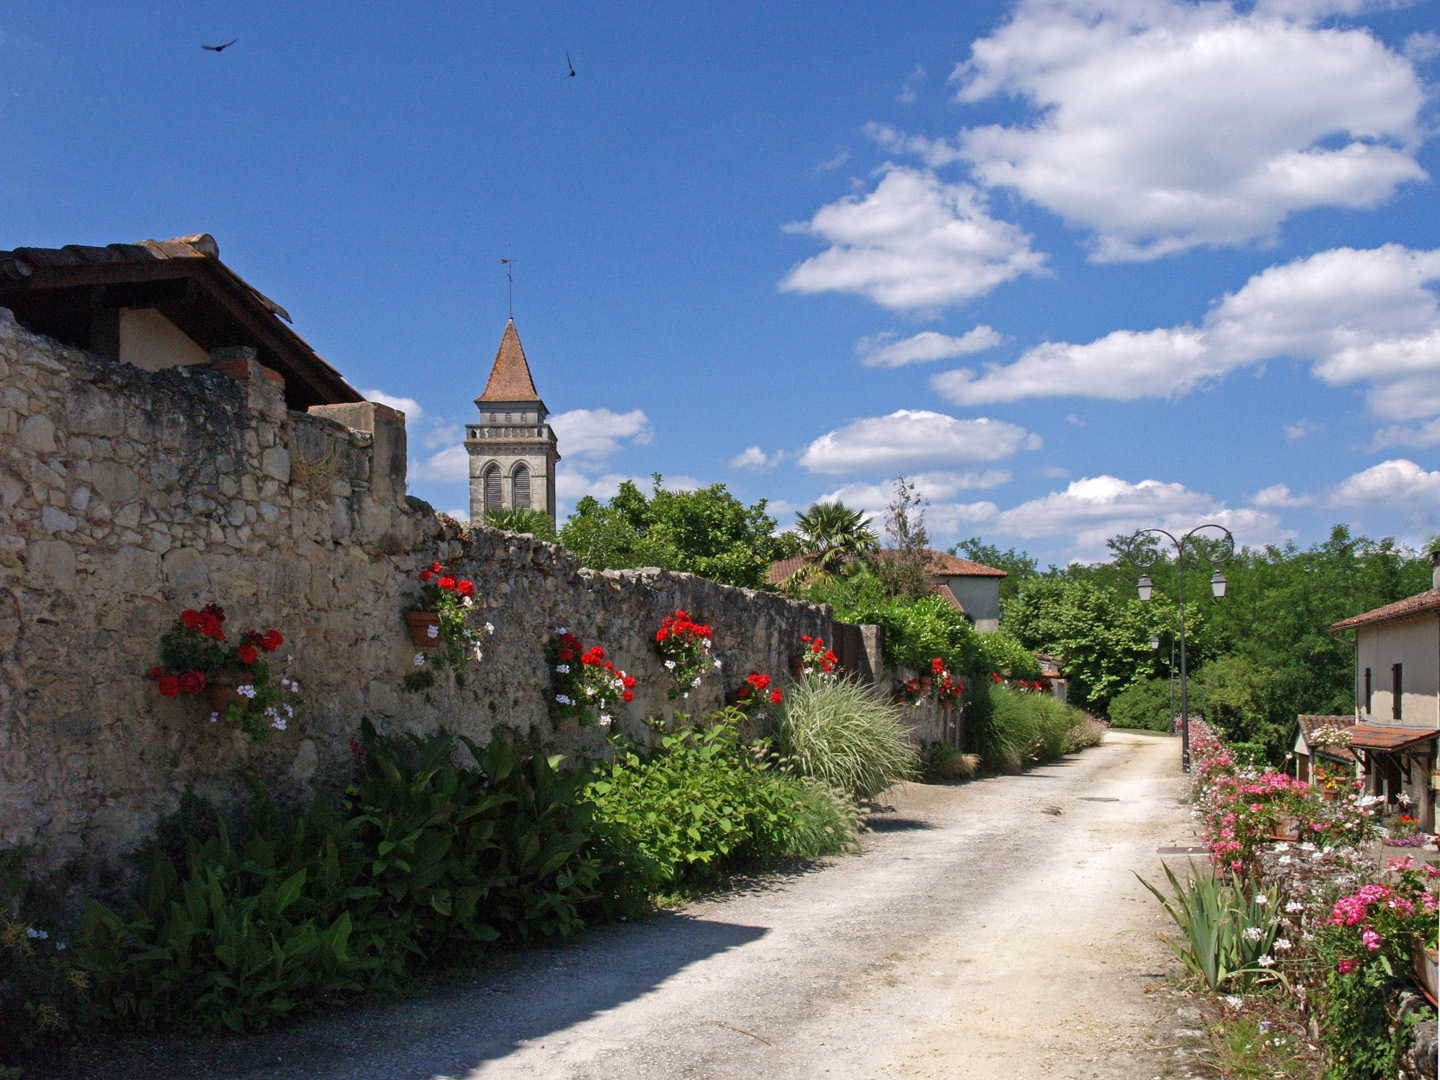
[207, 675, 238, 714]
[1269, 814, 1302, 841]
[1415, 944, 1438, 1007]
[405, 611, 441, 648]
[788, 656, 805, 678]
[917, 676, 933, 693]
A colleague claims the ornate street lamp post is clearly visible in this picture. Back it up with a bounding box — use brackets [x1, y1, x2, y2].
[1123, 524, 1234, 771]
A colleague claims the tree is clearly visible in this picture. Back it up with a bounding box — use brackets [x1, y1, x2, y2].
[875, 475, 930, 599]
[483, 507, 557, 541]
[778, 501, 878, 593]
[558, 475, 784, 589]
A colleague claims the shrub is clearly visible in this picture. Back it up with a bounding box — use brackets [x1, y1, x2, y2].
[918, 740, 979, 783]
[774, 678, 919, 800]
[74, 722, 616, 1033]
[1106, 678, 1173, 731]
[969, 685, 1093, 773]
[585, 710, 856, 888]
[0, 848, 81, 1057]
[1065, 716, 1108, 752]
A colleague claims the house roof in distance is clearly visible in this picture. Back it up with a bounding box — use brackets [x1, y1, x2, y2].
[0, 234, 362, 410]
[477, 319, 541, 403]
[1330, 590, 1440, 633]
[1295, 714, 1358, 764]
[765, 548, 1005, 588]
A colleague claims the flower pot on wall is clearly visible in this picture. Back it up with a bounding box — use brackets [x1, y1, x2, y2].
[207, 675, 237, 714]
[917, 676, 933, 694]
[405, 611, 441, 648]
[1415, 944, 1438, 1007]
[1269, 815, 1302, 841]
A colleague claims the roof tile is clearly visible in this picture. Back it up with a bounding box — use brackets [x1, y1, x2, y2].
[1330, 590, 1440, 632]
[478, 320, 541, 402]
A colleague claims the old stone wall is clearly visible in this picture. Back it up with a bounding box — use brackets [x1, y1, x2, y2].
[0, 309, 833, 870]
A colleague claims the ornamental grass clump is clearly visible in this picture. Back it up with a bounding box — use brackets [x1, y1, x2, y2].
[774, 677, 919, 801]
[971, 683, 1090, 773]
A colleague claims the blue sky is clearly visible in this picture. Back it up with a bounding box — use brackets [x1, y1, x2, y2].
[3, 0, 1438, 563]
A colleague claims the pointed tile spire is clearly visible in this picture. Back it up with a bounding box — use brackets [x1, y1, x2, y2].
[478, 319, 541, 402]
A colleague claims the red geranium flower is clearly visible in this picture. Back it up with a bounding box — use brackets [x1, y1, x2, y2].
[199, 613, 225, 640]
[622, 690, 634, 702]
[438, 576, 457, 591]
[261, 629, 284, 653]
[238, 644, 258, 664]
[179, 670, 207, 694]
[150, 666, 163, 680]
[419, 570, 433, 582]
[656, 628, 669, 641]
[157, 675, 182, 698]
[931, 658, 945, 674]
[181, 609, 202, 629]
[769, 690, 783, 704]
[622, 674, 637, 689]
[457, 580, 475, 597]
[559, 649, 573, 661]
[429, 562, 443, 574]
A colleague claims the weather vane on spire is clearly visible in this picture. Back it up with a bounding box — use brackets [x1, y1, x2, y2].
[500, 251, 516, 319]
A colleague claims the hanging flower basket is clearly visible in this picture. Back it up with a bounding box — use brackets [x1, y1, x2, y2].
[405, 611, 442, 648]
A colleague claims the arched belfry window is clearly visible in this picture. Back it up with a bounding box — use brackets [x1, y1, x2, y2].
[512, 464, 531, 509]
[483, 464, 503, 514]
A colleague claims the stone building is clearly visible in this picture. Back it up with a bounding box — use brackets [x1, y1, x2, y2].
[465, 320, 560, 523]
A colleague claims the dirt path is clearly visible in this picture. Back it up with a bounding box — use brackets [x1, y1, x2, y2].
[35, 731, 1205, 1079]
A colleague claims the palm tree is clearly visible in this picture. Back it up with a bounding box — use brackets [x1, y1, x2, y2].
[780, 501, 878, 593]
[484, 507, 557, 541]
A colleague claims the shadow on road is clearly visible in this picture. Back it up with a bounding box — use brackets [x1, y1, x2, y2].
[22, 914, 769, 1080]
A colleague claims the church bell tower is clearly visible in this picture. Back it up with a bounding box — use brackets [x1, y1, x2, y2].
[465, 320, 560, 523]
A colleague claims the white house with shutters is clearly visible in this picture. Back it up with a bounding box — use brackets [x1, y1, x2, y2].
[465, 320, 560, 523]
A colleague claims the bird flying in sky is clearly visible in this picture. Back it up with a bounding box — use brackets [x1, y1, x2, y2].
[201, 39, 238, 52]
[565, 51, 576, 79]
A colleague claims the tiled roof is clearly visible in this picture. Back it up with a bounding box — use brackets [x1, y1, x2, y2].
[0, 234, 361, 408]
[1331, 589, 1440, 632]
[872, 549, 1006, 577]
[478, 320, 541, 402]
[931, 583, 966, 612]
[1346, 723, 1438, 752]
[766, 555, 808, 586]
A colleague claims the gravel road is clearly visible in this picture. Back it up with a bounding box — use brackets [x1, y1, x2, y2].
[36, 730, 1204, 1079]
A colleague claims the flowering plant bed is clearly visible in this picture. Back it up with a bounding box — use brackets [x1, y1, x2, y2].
[795, 635, 838, 680]
[654, 609, 716, 699]
[405, 562, 492, 674]
[150, 603, 296, 739]
[546, 628, 634, 727]
[894, 676, 925, 707]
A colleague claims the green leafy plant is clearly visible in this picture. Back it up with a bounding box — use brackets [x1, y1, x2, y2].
[484, 507, 557, 540]
[1137, 861, 1282, 992]
[970, 684, 1093, 772]
[773, 677, 919, 801]
[918, 740, 979, 783]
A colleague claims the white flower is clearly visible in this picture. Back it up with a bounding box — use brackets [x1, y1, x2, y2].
[1274, 938, 1293, 951]
[413, 653, 426, 667]
[25, 928, 39, 939]
[1224, 995, 1243, 1009]
[237, 684, 257, 699]
[209, 712, 219, 723]
[1256, 894, 1269, 905]
[462, 596, 474, 607]
[713, 659, 722, 669]
[691, 677, 701, 688]
[55, 942, 65, 951]
[284, 704, 294, 717]
[1257, 955, 1275, 967]
[702, 638, 711, 649]
[1243, 926, 1264, 942]
[290, 682, 300, 693]
[1278, 855, 1292, 865]
[584, 685, 595, 697]
[1300, 842, 1317, 851]
[551, 625, 568, 635]
[664, 660, 676, 670]
[599, 714, 612, 727]
[427, 624, 439, 639]
[1285, 901, 1305, 913]
[485, 622, 494, 634]
[556, 664, 570, 674]
[473, 647, 484, 661]
[271, 717, 287, 731]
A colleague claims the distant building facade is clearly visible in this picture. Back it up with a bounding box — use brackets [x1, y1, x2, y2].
[465, 320, 560, 523]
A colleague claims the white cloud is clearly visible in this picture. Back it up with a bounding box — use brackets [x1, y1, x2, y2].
[411, 444, 469, 483]
[729, 446, 780, 470]
[798, 410, 1041, 474]
[1404, 31, 1440, 63]
[933, 245, 1440, 434]
[864, 122, 965, 168]
[949, 0, 1428, 260]
[987, 475, 1288, 555]
[362, 389, 423, 420]
[897, 64, 927, 104]
[443, 508, 470, 522]
[780, 166, 1046, 312]
[1328, 458, 1440, 508]
[817, 149, 851, 173]
[1284, 419, 1320, 440]
[1371, 417, 1440, 449]
[1251, 483, 1311, 508]
[554, 467, 641, 502]
[858, 326, 1004, 368]
[549, 408, 653, 461]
